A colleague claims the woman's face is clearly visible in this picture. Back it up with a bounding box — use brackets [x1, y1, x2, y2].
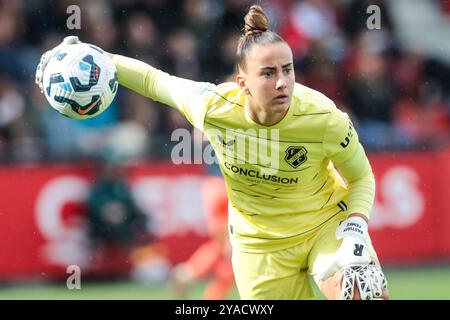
[237, 42, 295, 116]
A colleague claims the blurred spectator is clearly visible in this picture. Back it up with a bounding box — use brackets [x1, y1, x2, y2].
[83, 1, 119, 52]
[164, 28, 201, 80]
[170, 176, 234, 300]
[122, 11, 161, 62]
[394, 82, 450, 149]
[218, 0, 252, 32]
[298, 40, 345, 108]
[393, 51, 425, 101]
[40, 99, 121, 161]
[280, 0, 339, 60]
[343, 0, 393, 40]
[0, 0, 448, 163]
[0, 75, 29, 162]
[181, 0, 218, 58]
[344, 42, 411, 150]
[0, 76, 25, 131]
[86, 158, 152, 276]
[86, 160, 149, 248]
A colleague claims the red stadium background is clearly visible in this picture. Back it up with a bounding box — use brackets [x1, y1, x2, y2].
[0, 150, 449, 280]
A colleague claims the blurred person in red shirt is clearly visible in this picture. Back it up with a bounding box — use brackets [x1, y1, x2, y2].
[170, 175, 234, 300]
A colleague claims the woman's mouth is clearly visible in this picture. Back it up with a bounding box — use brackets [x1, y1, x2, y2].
[274, 94, 289, 104]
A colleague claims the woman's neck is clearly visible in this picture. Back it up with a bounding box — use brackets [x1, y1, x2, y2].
[245, 101, 289, 126]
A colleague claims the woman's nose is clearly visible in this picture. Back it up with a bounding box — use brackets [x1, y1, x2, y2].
[276, 78, 287, 90]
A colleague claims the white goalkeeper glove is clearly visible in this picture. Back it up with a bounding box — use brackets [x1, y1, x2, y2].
[341, 261, 388, 300]
[318, 216, 388, 300]
[35, 35, 81, 92]
[318, 216, 371, 282]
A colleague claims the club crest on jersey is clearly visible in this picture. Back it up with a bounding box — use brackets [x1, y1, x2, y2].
[285, 146, 308, 168]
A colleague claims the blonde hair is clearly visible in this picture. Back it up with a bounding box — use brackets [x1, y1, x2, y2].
[236, 5, 285, 71]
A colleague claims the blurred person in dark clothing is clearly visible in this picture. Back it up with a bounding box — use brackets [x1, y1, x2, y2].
[164, 28, 201, 80]
[347, 48, 394, 123]
[87, 160, 149, 248]
[122, 11, 162, 62]
[86, 159, 150, 263]
[345, 47, 411, 150]
[298, 40, 345, 108]
[343, 0, 393, 40]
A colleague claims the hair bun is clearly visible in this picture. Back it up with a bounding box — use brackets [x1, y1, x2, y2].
[244, 5, 269, 37]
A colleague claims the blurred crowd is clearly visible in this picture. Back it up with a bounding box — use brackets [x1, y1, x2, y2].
[0, 0, 450, 164]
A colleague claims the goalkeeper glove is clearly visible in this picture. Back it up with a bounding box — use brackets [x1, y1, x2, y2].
[35, 35, 81, 92]
[318, 216, 371, 282]
[341, 261, 388, 300]
[318, 216, 388, 299]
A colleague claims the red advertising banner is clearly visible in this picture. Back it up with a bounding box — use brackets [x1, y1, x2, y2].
[0, 150, 449, 279]
[0, 163, 208, 280]
[368, 152, 439, 263]
[432, 149, 450, 258]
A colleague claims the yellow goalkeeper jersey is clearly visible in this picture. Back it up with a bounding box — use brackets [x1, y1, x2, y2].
[112, 55, 375, 253]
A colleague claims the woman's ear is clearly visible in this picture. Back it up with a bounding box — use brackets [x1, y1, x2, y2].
[236, 74, 249, 94]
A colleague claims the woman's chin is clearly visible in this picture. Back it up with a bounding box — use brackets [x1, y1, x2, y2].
[270, 102, 290, 114]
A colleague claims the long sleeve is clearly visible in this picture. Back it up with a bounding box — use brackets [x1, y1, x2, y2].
[323, 108, 375, 220]
[111, 54, 216, 130]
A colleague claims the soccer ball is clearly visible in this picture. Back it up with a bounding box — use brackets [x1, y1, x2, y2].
[42, 43, 118, 119]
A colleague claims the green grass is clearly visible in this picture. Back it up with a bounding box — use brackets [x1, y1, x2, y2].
[381, 266, 450, 300]
[0, 279, 238, 300]
[0, 266, 449, 300]
[311, 265, 450, 300]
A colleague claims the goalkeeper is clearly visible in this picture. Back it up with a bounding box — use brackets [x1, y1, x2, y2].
[36, 5, 388, 300]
